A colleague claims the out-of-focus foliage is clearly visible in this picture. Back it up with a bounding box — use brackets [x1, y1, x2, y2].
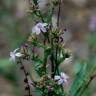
[70, 32, 96, 96]
[0, 0, 30, 96]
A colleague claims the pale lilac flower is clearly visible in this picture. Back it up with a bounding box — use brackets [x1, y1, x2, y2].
[10, 48, 22, 62]
[32, 23, 47, 35]
[54, 72, 69, 85]
[89, 16, 96, 31]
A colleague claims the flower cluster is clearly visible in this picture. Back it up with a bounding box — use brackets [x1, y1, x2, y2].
[9, 0, 71, 96]
[9, 0, 96, 96]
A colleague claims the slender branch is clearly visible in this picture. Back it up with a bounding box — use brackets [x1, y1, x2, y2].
[20, 62, 31, 96]
[18, 59, 34, 96]
[57, 0, 62, 27]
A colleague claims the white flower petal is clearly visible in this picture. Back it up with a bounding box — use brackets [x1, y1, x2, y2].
[32, 27, 36, 34]
[37, 22, 47, 27]
[54, 72, 69, 85]
[13, 48, 19, 53]
[54, 76, 60, 80]
[32, 26, 38, 33]
[36, 30, 41, 35]
[61, 72, 65, 77]
[32, 26, 41, 35]
[37, 24, 44, 29]
[58, 79, 63, 85]
[37, 23, 43, 26]
[10, 52, 14, 56]
[61, 72, 69, 79]
[32, 22, 48, 35]
[63, 79, 68, 83]
[15, 52, 22, 57]
[36, 23, 43, 28]
[10, 48, 22, 62]
[10, 52, 16, 62]
[41, 27, 47, 32]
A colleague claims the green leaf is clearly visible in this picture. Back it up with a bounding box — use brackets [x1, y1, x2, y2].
[70, 62, 87, 96]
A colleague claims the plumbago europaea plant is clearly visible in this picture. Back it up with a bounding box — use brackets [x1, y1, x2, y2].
[9, 0, 96, 96]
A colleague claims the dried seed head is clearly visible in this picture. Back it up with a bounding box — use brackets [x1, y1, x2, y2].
[24, 78, 28, 83]
[25, 86, 30, 90]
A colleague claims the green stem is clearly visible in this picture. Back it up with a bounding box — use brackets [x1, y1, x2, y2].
[55, 45, 59, 75]
[50, 53, 55, 78]
[57, 0, 61, 27]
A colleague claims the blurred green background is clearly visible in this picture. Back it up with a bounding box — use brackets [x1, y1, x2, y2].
[0, 0, 96, 96]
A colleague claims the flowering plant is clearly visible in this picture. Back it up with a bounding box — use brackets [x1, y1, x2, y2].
[9, 0, 96, 96]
